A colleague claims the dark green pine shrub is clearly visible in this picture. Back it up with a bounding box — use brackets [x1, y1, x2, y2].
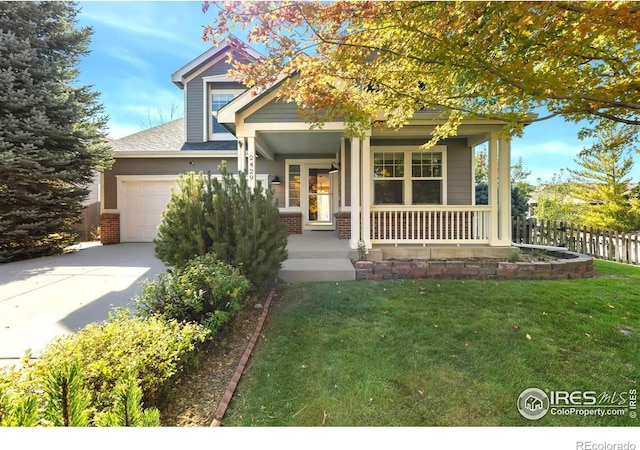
[155, 163, 288, 289]
[153, 171, 210, 268]
[134, 253, 251, 335]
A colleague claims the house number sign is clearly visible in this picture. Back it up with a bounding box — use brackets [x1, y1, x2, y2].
[247, 152, 255, 185]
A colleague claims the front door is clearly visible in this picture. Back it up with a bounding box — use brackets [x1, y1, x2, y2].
[307, 167, 334, 229]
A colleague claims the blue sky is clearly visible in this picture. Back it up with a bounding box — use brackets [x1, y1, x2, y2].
[74, 1, 640, 185]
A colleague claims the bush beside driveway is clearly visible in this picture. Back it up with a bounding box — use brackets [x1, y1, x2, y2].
[0, 243, 167, 367]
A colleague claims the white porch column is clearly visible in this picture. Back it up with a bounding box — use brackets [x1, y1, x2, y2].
[340, 138, 346, 210]
[488, 134, 499, 245]
[350, 137, 361, 249]
[360, 133, 372, 248]
[237, 137, 246, 173]
[247, 136, 256, 189]
[498, 138, 512, 245]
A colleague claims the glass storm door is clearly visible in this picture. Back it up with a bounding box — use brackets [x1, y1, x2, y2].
[307, 168, 332, 226]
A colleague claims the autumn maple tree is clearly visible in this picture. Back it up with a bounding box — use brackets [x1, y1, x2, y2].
[202, 1, 639, 145]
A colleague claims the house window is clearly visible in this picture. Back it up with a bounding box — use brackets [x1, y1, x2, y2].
[211, 92, 236, 134]
[411, 152, 443, 204]
[207, 85, 245, 141]
[373, 147, 446, 205]
[288, 164, 301, 207]
[373, 152, 404, 204]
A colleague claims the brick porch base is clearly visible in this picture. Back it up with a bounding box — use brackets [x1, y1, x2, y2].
[278, 212, 303, 234]
[100, 213, 120, 245]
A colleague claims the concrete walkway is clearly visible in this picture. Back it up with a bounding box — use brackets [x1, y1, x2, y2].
[0, 243, 167, 368]
[278, 232, 356, 283]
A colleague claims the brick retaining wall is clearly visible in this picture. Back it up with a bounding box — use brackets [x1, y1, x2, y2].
[354, 251, 595, 281]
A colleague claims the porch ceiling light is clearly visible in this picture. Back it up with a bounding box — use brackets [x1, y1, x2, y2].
[271, 175, 281, 185]
[329, 163, 339, 173]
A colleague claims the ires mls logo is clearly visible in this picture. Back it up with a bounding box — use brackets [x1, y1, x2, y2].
[517, 388, 637, 420]
[518, 388, 550, 420]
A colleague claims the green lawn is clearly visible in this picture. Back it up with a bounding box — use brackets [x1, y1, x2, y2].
[224, 260, 639, 426]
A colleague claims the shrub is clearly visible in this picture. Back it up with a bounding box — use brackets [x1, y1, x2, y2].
[0, 367, 41, 426]
[154, 163, 288, 289]
[1, 361, 163, 427]
[154, 171, 209, 267]
[35, 309, 209, 410]
[94, 371, 160, 427]
[134, 253, 251, 335]
[43, 362, 93, 426]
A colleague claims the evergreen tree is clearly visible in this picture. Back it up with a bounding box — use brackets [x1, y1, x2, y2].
[154, 171, 209, 267]
[568, 123, 640, 232]
[474, 182, 529, 218]
[206, 164, 289, 288]
[155, 163, 288, 289]
[0, 2, 112, 262]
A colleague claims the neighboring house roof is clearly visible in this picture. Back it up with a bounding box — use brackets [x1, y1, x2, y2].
[111, 118, 236, 153]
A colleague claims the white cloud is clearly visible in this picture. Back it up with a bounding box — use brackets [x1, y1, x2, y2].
[101, 45, 152, 71]
[79, 2, 209, 54]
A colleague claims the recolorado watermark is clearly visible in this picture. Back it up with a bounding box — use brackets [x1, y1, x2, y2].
[576, 442, 636, 450]
[517, 387, 637, 420]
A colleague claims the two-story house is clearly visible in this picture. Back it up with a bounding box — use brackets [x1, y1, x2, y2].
[100, 38, 518, 259]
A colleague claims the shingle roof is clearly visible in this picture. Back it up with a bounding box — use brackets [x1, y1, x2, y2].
[111, 118, 236, 152]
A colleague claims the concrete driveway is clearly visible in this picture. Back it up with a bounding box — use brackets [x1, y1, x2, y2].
[0, 243, 168, 368]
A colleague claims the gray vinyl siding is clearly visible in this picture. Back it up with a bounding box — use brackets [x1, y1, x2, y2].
[245, 99, 305, 123]
[185, 80, 204, 143]
[445, 139, 472, 205]
[185, 58, 247, 142]
[103, 158, 285, 210]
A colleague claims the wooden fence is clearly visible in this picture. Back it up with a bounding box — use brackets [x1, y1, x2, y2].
[73, 201, 101, 242]
[512, 216, 640, 265]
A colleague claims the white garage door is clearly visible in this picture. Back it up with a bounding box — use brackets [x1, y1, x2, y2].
[120, 179, 177, 242]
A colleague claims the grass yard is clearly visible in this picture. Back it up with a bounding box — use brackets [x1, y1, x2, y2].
[223, 260, 639, 427]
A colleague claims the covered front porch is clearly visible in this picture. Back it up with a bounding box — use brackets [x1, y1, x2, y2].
[348, 122, 514, 251]
[221, 87, 514, 254]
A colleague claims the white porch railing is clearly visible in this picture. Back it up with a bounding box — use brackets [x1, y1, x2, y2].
[370, 205, 492, 245]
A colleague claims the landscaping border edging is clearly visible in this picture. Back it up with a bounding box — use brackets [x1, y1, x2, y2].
[210, 288, 276, 427]
[354, 250, 595, 281]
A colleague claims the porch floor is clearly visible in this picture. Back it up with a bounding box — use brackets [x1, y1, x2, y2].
[278, 232, 356, 283]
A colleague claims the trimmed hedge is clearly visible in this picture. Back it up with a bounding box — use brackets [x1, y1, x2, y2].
[134, 253, 251, 335]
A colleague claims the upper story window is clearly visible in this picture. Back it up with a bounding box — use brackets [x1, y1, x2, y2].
[208, 86, 244, 141]
[211, 93, 235, 134]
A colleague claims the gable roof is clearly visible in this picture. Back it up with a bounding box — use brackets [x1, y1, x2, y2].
[216, 72, 294, 132]
[171, 36, 263, 88]
[111, 118, 236, 153]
